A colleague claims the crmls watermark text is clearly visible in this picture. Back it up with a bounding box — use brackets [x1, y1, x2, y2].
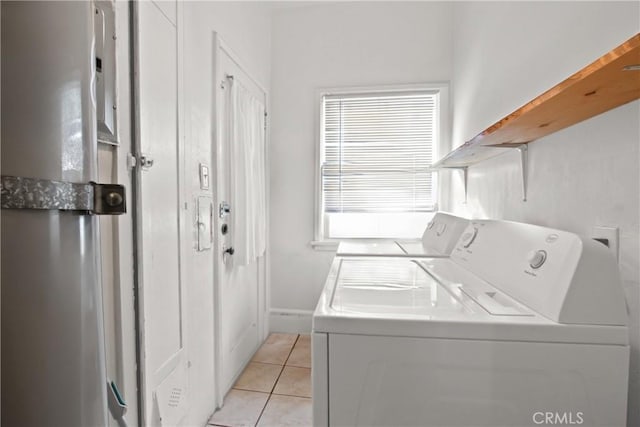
[532, 412, 584, 425]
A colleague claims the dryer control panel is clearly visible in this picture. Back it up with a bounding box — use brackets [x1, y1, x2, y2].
[450, 220, 627, 326]
[420, 212, 469, 255]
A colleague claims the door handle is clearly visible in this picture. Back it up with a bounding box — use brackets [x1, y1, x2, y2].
[1, 175, 126, 215]
[223, 246, 235, 256]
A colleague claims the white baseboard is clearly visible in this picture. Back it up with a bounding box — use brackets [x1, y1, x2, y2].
[269, 308, 313, 334]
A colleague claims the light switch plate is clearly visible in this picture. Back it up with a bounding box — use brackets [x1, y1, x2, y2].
[199, 163, 210, 190]
[591, 226, 619, 263]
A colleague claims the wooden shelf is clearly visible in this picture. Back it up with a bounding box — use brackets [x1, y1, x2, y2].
[434, 33, 640, 168]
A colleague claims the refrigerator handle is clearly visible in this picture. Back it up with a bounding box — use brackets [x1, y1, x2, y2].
[1, 175, 126, 215]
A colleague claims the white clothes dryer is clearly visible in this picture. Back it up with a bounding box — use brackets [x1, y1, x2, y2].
[336, 212, 469, 257]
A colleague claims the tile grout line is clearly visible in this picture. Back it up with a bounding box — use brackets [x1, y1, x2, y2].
[254, 393, 274, 427]
[271, 392, 312, 399]
[243, 360, 289, 367]
[282, 334, 301, 367]
[254, 334, 301, 426]
[272, 334, 300, 394]
[231, 361, 288, 394]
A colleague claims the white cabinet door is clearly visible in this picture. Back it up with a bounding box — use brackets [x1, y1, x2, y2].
[136, 2, 188, 425]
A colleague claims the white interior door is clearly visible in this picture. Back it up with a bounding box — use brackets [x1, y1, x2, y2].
[135, 1, 188, 425]
[214, 38, 268, 396]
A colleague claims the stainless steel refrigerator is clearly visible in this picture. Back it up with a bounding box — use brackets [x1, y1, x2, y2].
[2, 2, 125, 425]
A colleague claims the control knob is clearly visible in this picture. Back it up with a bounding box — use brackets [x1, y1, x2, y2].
[461, 227, 478, 248]
[528, 250, 547, 269]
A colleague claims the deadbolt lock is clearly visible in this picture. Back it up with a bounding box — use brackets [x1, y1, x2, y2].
[219, 202, 231, 218]
[139, 154, 154, 169]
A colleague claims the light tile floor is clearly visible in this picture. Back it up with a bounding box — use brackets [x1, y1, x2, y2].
[208, 334, 312, 427]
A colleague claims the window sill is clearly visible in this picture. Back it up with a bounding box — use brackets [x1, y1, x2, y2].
[309, 240, 340, 251]
[309, 238, 407, 251]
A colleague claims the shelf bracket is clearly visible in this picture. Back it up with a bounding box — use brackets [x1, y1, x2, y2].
[517, 144, 528, 202]
[440, 166, 468, 204]
[490, 144, 529, 202]
[461, 167, 469, 204]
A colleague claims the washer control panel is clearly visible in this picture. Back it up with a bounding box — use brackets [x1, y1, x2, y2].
[420, 213, 469, 255]
[449, 220, 626, 325]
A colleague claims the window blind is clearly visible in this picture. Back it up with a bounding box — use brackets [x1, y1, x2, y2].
[321, 91, 438, 213]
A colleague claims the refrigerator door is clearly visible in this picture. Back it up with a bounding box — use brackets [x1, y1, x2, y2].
[1, 2, 108, 426]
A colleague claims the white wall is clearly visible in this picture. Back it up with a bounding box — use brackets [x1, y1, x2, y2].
[182, 2, 271, 425]
[269, 2, 454, 324]
[448, 2, 640, 425]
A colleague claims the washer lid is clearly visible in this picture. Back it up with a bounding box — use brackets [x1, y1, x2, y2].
[313, 257, 628, 346]
[331, 257, 466, 317]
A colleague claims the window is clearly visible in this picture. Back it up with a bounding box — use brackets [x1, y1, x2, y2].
[316, 85, 446, 241]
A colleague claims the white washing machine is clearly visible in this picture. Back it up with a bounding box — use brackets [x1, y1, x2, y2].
[336, 212, 468, 257]
[312, 220, 629, 427]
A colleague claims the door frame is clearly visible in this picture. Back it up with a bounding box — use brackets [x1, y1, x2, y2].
[129, 2, 144, 424]
[212, 33, 270, 408]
